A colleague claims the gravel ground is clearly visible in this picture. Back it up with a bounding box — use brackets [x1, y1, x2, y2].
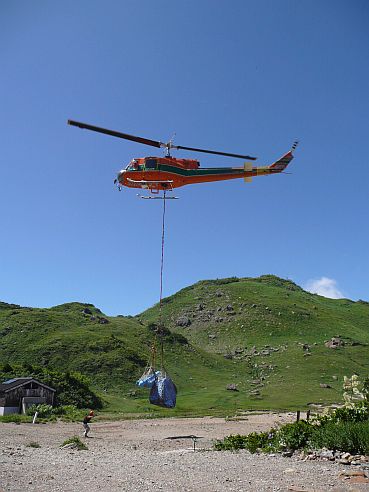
[1, 413, 368, 491]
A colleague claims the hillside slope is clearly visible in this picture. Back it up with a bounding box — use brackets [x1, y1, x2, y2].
[0, 301, 246, 415]
[138, 275, 369, 409]
[1, 275, 369, 414]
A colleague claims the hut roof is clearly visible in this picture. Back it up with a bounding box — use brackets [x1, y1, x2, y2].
[0, 377, 56, 394]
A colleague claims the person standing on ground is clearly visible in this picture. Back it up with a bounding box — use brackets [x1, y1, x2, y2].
[82, 410, 94, 437]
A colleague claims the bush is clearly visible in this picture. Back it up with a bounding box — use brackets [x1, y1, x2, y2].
[314, 402, 369, 427]
[26, 404, 54, 418]
[214, 431, 275, 453]
[328, 404, 369, 424]
[243, 431, 274, 453]
[214, 421, 314, 454]
[310, 421, 369, 455]
[214, 434, 247, 451]
[276, 420, 314, 451]
[215, 418, 369, 456]
[25, 404, 83, 421]
[53, 405, 84, 421]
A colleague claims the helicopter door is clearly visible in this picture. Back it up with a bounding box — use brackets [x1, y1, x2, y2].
[144, 158, 158, 170]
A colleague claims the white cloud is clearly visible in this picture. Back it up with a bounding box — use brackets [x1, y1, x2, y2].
[305, 277, 344, 299]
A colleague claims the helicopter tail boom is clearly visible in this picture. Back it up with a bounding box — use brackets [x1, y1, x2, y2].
[268, 142, 298, 173]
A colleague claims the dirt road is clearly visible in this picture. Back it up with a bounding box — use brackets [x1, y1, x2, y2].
[0, 413, 368, 491]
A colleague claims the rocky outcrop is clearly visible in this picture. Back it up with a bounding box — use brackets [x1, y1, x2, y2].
[176, 316, 191, 327]
[325, 337, 344, 349]
[226, 384, 239, 391]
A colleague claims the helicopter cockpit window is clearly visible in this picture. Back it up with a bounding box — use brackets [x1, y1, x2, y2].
[145, 158, 157, 169]
[126, 160, 139, 171]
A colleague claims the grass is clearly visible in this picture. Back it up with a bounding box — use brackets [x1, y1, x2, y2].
[214, 414, 369, 455]
[1, 274, 369, 416]
[0, 414, 32, 423]
[27, 441, 41, 448]
[61, 436, 88, 450]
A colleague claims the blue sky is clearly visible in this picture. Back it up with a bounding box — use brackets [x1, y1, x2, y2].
[1, 0, 368, 315]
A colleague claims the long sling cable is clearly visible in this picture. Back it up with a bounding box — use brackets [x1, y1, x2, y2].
[158, 190, 167, 369]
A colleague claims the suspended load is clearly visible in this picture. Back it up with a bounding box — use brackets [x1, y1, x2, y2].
[149, 369, 177, 409]
[136, 334, 177, 409]
[136, 366, 161, 389]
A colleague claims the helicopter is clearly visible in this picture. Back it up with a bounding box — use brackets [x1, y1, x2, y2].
[68, 120, 297, 198]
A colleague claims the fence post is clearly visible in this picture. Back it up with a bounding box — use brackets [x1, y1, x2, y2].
[296, 410, 300, 422]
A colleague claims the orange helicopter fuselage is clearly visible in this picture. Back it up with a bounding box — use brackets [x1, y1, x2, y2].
[117, 155, 269, 191]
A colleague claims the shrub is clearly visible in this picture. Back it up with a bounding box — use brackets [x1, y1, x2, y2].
[27, 442, 41, 448]
[214, 431, 275, 453]
[214, 434, 248, 451]
[243, 431, 274, 453]
[214, 422, 314, 454]
[51, 405, 83, 420]
[329, 403, 369, 423]
[168, 333, 188, 345]
[310, 421, 369, 455]
[276, 420, 314, 451]
[25, 404, 83, 421]
[313, 402, 369, 427]
[26, 404, 53, 418]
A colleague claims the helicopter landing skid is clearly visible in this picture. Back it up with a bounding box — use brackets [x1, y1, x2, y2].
[136, 194, 179, 200]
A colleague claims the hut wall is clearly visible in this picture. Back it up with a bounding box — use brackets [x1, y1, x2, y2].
[0, 406, 19, 416]
[5, 385, 54, 407]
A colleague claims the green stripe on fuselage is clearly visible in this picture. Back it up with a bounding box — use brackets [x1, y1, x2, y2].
[156, 164, 271, 176]
[157, 164, 244, 176]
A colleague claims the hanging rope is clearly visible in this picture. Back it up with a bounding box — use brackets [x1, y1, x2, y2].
[159, 190, 167, 325]
[158, 190, 167, 369]
[145, 190, 169, 370]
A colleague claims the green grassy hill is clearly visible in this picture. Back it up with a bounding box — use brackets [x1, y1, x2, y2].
[1, 275, 369, 416]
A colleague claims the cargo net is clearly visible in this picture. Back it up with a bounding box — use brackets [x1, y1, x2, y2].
[136, 341, 177, 409]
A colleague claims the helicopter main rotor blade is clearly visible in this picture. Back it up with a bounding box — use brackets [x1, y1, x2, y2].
[67, 120, 162, 148]
[68, 120, 257, 160]
[173, 144, 257, 160]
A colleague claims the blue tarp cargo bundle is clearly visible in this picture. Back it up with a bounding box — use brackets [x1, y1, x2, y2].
[149, 371, 177, 409]
[136, 366, 161, 389]
[136, 332, 177, 408]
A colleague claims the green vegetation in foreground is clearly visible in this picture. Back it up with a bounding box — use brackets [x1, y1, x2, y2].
[61, 436, 88, 451]
[1, 275, 369, 416]
[0, 414, 32, 423]
[26, 442, 41, 448]
[214, 419, 369, 455]
[214, 376, 369, 455]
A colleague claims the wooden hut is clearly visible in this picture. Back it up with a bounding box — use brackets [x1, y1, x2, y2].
[0, 377, 56, 415]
